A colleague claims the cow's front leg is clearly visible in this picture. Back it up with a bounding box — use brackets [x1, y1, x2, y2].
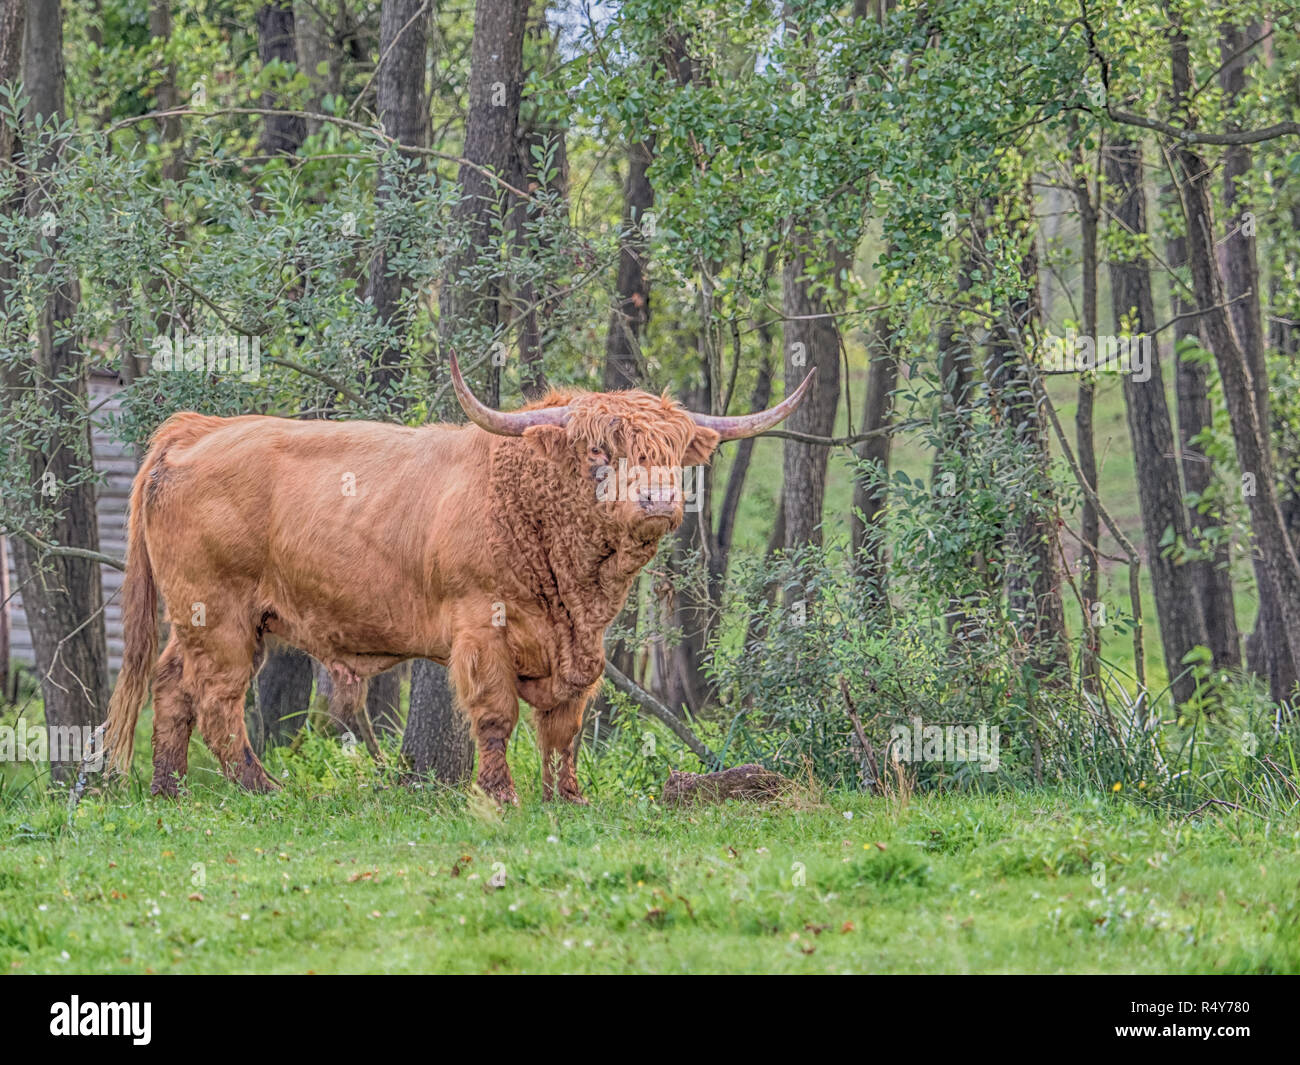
[536, 685, 598, 804]
[450, 632, 520, 805]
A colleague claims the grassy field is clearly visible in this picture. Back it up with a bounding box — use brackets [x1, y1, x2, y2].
[3, 775, 1298, 974]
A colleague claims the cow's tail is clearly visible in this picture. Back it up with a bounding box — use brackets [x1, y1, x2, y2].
[102, 450, 161, 777]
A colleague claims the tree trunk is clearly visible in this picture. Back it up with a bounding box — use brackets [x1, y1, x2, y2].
[1215, 22, 1296, 699]
[11, 0, 109, 783]
[716, 350, 775, 565]
[256, 1, 306, 158]
[243, 2, 314, 750]
[1268, 199, 1300, 623]
[1105, 139, 1211, 706]
[252, 646, 313, 751]
[365, 0, 428, 401]
[295, 0, 338, 136]
[780, 235, 845, 552]
[1169, 32, 1300, 691]
[365, 664, 403, 739]
[0, 0, 20, 708]
[1070, 137, 1102, 693]
[441, 0, 528, 406]
[348, 0, 464, 778]
[402, 658, 471, 783]
[149, 0, 183, 185]
[598, 137, 656, 715]
[930, 250, 987, 645]
[850, 306, 897, 601]
[512, 7, 567, 401]
[654, 501, 714, 715]
[983, 198, 1069, 681]
[1168, 201, 1240, 672]
[603, 141, 654, 391]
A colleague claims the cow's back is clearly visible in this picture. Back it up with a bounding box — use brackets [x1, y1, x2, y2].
[136, 413, 494, 660]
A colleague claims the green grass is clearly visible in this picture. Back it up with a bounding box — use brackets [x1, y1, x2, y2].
[4, 776, 1298, 974]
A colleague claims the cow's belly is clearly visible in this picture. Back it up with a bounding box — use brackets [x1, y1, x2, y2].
[259, 581, 451, 676]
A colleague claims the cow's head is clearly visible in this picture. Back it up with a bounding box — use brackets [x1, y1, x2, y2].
[451, 352, 814, 540]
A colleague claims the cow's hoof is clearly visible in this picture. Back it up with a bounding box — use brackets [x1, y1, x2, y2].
[477, 764, 518, 806]
[236, 766, 282, 793]
[559, 790, 589, 806]
[481, 782, 518, 806]
[150, 775, 182, 798]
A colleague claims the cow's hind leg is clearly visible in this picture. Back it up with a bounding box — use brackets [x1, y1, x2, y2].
[451, 633, 519, 805]
[191, 625, 279, 793]
[150, 635, 197, 797]
[537, 687, 596, 805]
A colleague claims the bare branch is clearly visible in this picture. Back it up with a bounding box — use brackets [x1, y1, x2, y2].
[604, 662, 716, 764]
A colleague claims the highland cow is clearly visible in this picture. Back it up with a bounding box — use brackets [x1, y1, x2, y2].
[100, 354, 814, 803]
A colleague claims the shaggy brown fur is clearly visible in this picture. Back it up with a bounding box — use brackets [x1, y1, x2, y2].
[102, 387, 724, 803]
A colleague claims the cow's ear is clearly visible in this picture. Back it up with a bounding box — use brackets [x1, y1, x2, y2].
[522, 424, 570, 461]
[682, 425, 721, 467]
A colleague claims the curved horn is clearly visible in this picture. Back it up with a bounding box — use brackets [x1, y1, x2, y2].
[689, 367, 817, 441]
[449, 350, 569, 436]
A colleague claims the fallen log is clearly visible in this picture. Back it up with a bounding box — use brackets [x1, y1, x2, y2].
[660, 763, 793, 806]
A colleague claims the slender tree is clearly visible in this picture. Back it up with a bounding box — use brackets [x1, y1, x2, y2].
[982, 195, 1069, 680]
[364, 0, 430, 744]
[603, 139, 654, 393]
[1069, 135, 1103, 693]
[441, 0, 528, 405]
[7, 0, 109, 781]
[256, 1, 306, 158]
[0, 0, 22, 713]
[851, 302, 897, 601]
[1105, 138, 1210, 705]
[512, 4, 566, 401]
[780, 236, 847, 552]
[1216, 22, 1296, 699]
[600, 136, 655, 696]
[1167, 199, 1239, 672]
[1164, 28, 1300, 686]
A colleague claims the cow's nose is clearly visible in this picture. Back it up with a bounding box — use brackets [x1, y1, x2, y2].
[639, 502, 677, 520]
[639, 485, 679, 510]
